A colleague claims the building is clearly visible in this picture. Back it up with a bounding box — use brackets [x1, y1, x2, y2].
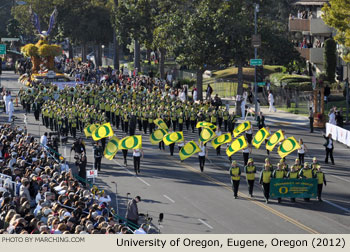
[288, 0, 349, 80]
[288, 0, 333, 73]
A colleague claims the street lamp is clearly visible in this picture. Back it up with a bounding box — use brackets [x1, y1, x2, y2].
[254, 3, 259, 119]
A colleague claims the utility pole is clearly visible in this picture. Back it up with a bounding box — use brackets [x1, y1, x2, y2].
[113, 0, 120, 71]
[254, 3, 259, 119]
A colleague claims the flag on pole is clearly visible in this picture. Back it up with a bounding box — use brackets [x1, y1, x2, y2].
[266, 130, 285, 151]
[92, 123, 113, 141]
[233, 121, 251, 137]
[150, 129, 168, 145]
[196, 121, 216, 130]
[252, 128, 270, 149]
[226, 135, 248, 157]
[84, 124, 99, 137]
[154, 118, 169, 130]
[278, 136, 300, 158]
[211, 133, 232, 149]
[199, 128, 216, 144]
[104, 136, 120, 160]
[163, 132, 184, 146]
[119, 135, 142, 150]
[179, 141, 201, 161]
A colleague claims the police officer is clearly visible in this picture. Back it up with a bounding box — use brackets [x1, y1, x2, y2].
[244, 158, 256, 197]
[230, 161, 241, 199]
[259, 162, 272, 203]
[314, 166, 326, 202]
[94, 141, 103, 171]
[272, 163, 285, 203]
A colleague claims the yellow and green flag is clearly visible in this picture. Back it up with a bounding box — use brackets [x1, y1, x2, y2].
[92, 123, 114, 141]
[104, 136, 120, 160]
[226, 135, 247, 157]
[196, 121, 216, 130]
[154, 118, 169, 130]
[150, 129, 168, 145]
[163, 132, 184, 146]
[119, 135, 142, 150]
[233, 121, 251, 137]
[179, 141, 201, 161]
[252, 128, 270, 149]
[278, 136, 300, 158]
[266, 130, 285, 152]
[199, 128, 216, 144]
[211, 133, 232, 149]
[84, 124, 99, 137]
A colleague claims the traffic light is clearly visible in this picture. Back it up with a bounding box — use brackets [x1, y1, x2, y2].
[336, 66, 343, 81]
[256, 66, 264, 83]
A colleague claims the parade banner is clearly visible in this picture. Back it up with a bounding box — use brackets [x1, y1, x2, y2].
[226, 135, 247, 157]
[270, 178, 317, 198]
[336, 126, 348, 145]
[252, 127, 270, 149]
[84, 124, 99, 137]
[163, 132, 184, 146]
[199, 128, 216, 144]
[104, 136, 120, 160]
[211, 133, 232, 149]
[92, 123, 114, 141]
[233, 121, 251, 138]
[326, 123, 337, 141]
[179, 141, 201, 161]
[266, 129, 284, 152]
[277, 136, 300, 158]
[150, 129, 168, 145]
[196, 121, 216, 130]
[154, 118, 169, 130]
[119, 135, 142, 150]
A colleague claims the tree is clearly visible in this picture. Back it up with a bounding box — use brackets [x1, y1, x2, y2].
[322, 0, 350, 62]
[324, 38, 337, 82]
[0, 0, 14, 38]
[115, 0, 155, 71]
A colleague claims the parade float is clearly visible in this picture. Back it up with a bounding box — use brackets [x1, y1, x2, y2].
[18, 8, 71, 87]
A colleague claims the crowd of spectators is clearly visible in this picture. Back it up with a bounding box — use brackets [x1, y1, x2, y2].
[0, 124, 140, 234]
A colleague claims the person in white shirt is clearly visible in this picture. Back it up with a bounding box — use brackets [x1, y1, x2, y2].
[179, 89, 186, 102]
[328, 108, 336, 125]
[198, 142, 208, 172]
[133, 148, 144, 175]
[297, 139, 307, 165]
[242, 143, 252, 166]
[240, 97, 246, 119]
[193, 88, 198, 102]
[134, 224, 147, 234]
[245, 123, 253, 145]
[215, 127, 222, 156]
[268, 91, 276, 112]
[40, 132, 48, 146]
[4, 91, 11, 115]
[8, 99, 14, 123]
[178, 140, 185, 151]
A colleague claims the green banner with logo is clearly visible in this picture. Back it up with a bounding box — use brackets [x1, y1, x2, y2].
[270, 178, 317, 198]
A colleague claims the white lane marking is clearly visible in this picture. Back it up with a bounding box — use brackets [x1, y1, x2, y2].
[324, 200, 350, 214]
[198, 219, 213, 229]
[163, 194, 175, 203]
[112, 159, 151, 187]
[328, 174, 350, 183]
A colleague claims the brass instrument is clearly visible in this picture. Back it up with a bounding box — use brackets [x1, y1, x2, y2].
[26, 88, 33, 95]
[85, 85, 91, 93]
[52, 85, 59, 93]
[98, 85, 105, 94]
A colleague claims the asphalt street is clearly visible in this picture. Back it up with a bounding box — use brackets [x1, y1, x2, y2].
[1, 71, 349, 234]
